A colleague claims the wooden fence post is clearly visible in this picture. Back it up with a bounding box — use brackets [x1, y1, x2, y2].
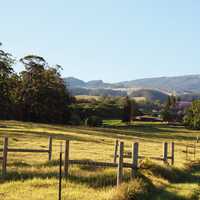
[186, 145, 188, 160]
[48, 136, 52, 161]
[131, 142, 138, 178]
[171, 142, 174, 165]
[194, 143, 196, 161]
[59, 142, 63, 200]
[117, 141, 124, 186]
[114, 140, 119, 163]
[163, 142, 168, 164]
[64, 140, 69, 177]
[2, 137, 8, 176]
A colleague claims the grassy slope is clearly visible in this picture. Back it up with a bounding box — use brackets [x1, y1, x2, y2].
[0, 120, 199, 200]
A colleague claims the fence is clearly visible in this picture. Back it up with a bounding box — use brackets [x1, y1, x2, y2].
[63, 140, 138, 186]
[0, 136, 53, 176]
[182, 136, 200, 161]
[2, 136, 197, 187]
[185, 143, 198, 161]
[113, 140, 175, 166]
[0, 137, 139, 186]
[61, 140, 177, 186]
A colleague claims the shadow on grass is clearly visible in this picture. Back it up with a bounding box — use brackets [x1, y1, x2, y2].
[1, 160, 200, 199]
[0, 129, 101, 143]
[112, 171, 190, 200]
[1, 121, 197, 145]
[143, 161, 200, 184]
[0, 160, 130, 188]
[101, 124, 197, 141]
[0, 170, 128, 189]
[139, 173, 189, 200]
[41, 159, 106, 171]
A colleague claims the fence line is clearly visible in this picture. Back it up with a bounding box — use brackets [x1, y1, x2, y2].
[62, 140, 174, 186]
[117, 141, 124, 186]
[0, 136, 52, 176]
[131, 142, 138, 178]
[0, 148, 49, 153]
[113, 139, 119, 163]
[171, 142, 175, 165]
[113, 140, 175, 166]
[2, 136, 196, 186]
[163, 142, 168, 163]
[2, 137, 8, 175]
[185, 142, 197, 161]
[64, 140, 69, 177]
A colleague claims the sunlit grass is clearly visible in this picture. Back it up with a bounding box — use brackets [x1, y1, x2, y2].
[0, 120, 200, 199]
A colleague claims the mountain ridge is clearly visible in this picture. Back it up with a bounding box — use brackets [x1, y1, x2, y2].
[64, 74, 200, 94]
[64, 75, 200, 102]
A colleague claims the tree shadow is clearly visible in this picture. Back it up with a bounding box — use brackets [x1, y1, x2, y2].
[102, 124, 198, 141]
[143, 161, 200, 184]
[0, 164, 128, 189]
[137, 172, 195, 200]
[0, 129, 100, 143]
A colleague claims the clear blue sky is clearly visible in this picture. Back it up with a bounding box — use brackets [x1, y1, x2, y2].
[1, 0, 200, 82]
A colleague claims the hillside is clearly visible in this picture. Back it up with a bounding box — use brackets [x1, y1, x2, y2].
[65, 75, 200, 101]
[69, 87, 127, 97]
[120, 75, 200, 94]
[64, 77, 86, 88]
[64, 75, 200, 96]
[180, 93, 200, 101]
[130, 89, 169, 102]
[64, 77, 114, 89]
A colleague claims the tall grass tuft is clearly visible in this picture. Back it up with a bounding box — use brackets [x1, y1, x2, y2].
[110, 178, 148, 200]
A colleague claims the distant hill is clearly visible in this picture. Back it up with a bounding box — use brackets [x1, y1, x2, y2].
[64, 77, 123, 89]
[130, 89, 168, 102]
[179, 93, 200, 101]
[64, 75, 200, 101]
[119, 75, 200, 94]
[69, 87, 127, 97]
[64, 77, 86, 88]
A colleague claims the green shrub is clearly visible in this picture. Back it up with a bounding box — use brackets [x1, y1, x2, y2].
[69, 113, 82, 125]
[85, 116, 103, 127]
[184, 100, 200, 129]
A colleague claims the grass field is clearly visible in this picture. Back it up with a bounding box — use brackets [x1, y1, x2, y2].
[75, 95, 101, 101]
[0, 120, 200, 200]
[75, 95, 146, 102]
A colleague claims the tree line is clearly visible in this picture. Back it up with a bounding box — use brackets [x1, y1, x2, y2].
[2, 43, 200, 129]
[0, 44, 72, 123]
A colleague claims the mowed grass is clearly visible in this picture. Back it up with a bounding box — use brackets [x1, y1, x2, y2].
[0, 120, 200, 200]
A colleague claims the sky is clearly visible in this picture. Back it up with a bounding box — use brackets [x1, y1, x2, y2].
[1, 0, 200, 82]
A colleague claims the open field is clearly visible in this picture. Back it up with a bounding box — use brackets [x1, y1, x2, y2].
[75, 95, 101, 101]
[0, 120, 200, 200]
[75, 95, 146, 102]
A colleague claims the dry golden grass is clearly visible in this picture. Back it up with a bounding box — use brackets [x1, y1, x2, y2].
[0, 120, 199, 200]
[75, 95, 101, 101]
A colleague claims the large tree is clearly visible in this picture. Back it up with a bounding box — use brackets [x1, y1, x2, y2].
[161, 95, 180, 122]
[19, 55, 71, 123]
[184, 100, 200, 129]
[0, 43, 15, 119]
[122, 96, 133, 123]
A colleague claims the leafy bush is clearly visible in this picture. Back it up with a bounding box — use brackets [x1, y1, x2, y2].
[122, 97, 141, 122]
[69, 113, 82, 125]
[160, 109, 173, 122]
[85, 116, 103, 127]
[184, 100, 200, 129]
